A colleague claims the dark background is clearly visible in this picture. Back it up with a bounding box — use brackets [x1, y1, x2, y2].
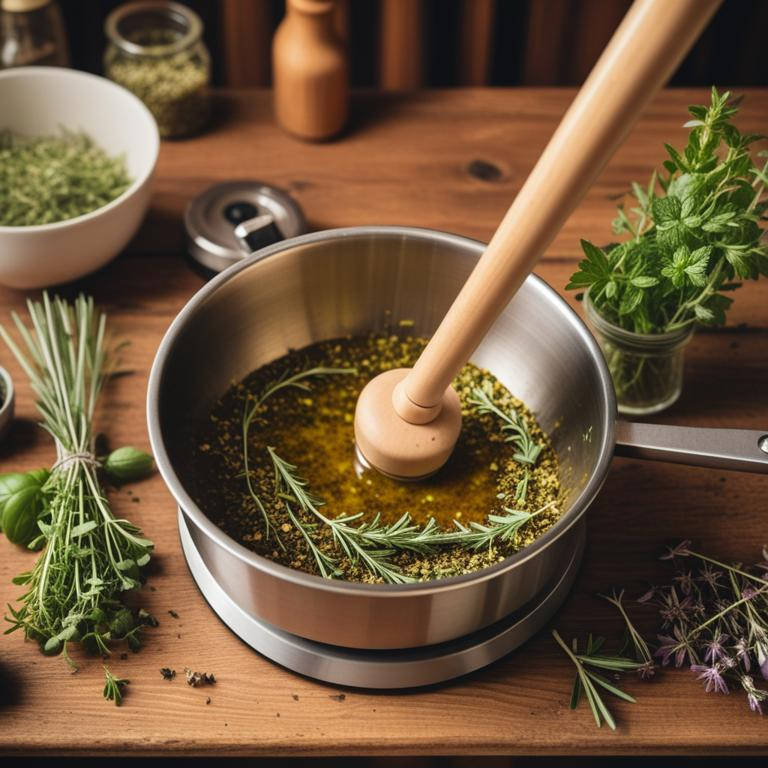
[61, 0, 768, 89]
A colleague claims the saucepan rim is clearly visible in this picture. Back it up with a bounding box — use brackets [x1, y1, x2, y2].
[147, 226, 617, 597]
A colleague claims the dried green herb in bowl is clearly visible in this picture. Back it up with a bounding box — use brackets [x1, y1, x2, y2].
[0, 129, 132, 227]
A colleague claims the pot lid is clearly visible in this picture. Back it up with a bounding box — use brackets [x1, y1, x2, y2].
[184, 181, 307, 274]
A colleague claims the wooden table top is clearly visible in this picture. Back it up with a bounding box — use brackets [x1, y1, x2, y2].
[0, 88, 767, 757]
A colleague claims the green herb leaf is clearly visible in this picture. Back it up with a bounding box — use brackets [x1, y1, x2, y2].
[103, 666, 129, 706]
[0, 471, 48, 547]
[630, 276, 658, 289]
[103, 447, 154, 484]
[565, 240, 613, 292]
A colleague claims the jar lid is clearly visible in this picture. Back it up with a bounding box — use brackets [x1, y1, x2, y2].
[2, 0, 49, 11]
[184, 181, 307, 273]
[104, 0, 203, 57]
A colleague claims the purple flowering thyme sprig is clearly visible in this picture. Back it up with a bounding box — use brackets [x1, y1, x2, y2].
[643, 541, 768, 714]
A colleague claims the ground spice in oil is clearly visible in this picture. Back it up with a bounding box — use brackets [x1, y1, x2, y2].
[192, 334, 563, 583]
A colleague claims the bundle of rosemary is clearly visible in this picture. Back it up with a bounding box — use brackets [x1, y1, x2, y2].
[0, 295, 153, 665]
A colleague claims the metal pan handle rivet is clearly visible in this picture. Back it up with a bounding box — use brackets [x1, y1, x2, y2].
[759, 435, 768, 455]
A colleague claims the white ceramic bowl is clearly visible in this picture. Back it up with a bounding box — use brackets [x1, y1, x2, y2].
[0, 67, 159, 289]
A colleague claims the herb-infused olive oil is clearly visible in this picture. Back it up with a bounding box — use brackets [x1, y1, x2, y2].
[192, 334, 563, 584]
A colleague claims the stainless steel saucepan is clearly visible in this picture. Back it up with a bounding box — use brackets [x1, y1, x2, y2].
[147, 227, 768, 650]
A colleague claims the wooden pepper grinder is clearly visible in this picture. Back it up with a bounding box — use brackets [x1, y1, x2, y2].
[272, 0, 348, 141]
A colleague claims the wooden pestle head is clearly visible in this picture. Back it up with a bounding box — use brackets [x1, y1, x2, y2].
[353, 368, 461, 479]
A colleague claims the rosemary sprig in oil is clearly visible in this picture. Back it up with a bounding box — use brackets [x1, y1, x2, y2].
[452, 500, 557, 551]
[241, 366, 356, 542]
[268, 446, 557, 584]
[269, 448, 414, 584]
[469, 386, 543, 465]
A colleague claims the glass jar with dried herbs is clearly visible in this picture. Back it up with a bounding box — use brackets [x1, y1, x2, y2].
[568, 88, 768, 414]
[104, 1, 210, 139]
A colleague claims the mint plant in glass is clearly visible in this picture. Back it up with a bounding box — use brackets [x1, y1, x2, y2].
[568, 89, 768, 414]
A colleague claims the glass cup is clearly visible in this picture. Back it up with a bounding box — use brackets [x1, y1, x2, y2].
[584, 292, 693, 415]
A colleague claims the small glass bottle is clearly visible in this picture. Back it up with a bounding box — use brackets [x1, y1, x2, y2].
[584, 291, 693, 415]
[104, 1, 210, 139]
[0, 0, 69, 68]
[272, 0, 348, 141]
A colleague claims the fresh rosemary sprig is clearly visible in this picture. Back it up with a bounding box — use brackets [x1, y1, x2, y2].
[283, 499, 340, 579]
[0, 295, 153, 665]
[0, 129, 132, 226]
[241, 366, 356, 542]
[452, 500, 556, 551]
[268, 446, 556, 583]
[102, 666, 129, 706]
[350, 512, 453, 555]
[269, 448, 414, 584]
[469, 386, 542, 465]
[552, 629, 643, 730]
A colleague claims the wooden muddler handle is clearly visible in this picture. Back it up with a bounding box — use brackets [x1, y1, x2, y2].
[399, 0, 722, 416]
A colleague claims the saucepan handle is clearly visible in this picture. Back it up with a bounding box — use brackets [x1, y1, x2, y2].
[615, 421, 768, 474]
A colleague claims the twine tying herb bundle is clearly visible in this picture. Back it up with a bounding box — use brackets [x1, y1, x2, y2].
[0, 129, 132, 227]
[0, 295, 154, 666]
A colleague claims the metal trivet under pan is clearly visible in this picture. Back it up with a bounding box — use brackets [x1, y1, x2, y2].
[179, 510, 585, 689]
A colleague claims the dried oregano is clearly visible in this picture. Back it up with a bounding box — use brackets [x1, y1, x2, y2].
[0, 129, 132, 226]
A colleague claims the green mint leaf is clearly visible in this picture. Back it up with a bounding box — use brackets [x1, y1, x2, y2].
[651, 195, 682, 224]
[566, 240, 612, 291]
[103, 447, 154, 484]
[630, 276, 659, 289]
[618, 286, 642, 315]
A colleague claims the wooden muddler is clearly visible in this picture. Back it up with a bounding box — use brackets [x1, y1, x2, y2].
[354, 0, 723, 479]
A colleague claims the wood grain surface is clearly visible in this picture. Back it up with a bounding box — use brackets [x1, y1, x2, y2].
[0, 89, 766, 757]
